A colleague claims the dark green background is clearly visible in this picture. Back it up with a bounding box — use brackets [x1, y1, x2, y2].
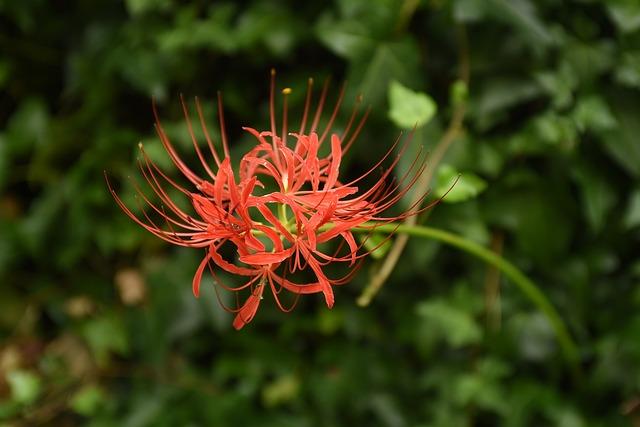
[1, 0, 640, 425]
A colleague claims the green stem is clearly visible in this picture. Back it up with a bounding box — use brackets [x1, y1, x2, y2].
[352, 222, 581, 378]
[278, 203, 288, 225]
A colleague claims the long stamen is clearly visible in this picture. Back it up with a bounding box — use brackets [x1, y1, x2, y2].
[340, 94, 362, 142]
[269, 68, 278, 142]
[319, 81, 346, 145]
[152, 99, 202, 186]
[310, 77, 330, 133]
[195, 96, 222, 167]
[343, 107, 370, 155]
[180, 95, 216, 180]
[299, 77, 313, 135]
[269, 69, 282, 170]
[281, 87, 291, 147]
[217, 92, 230, 159]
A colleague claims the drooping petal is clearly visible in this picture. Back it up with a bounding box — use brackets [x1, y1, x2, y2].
[340, 231, 358, 266]
[209, 245, 258, 277]
[192, 250, 211, 297]
[233, 283, 265, 330]
[239, 247, 292, 266]
[299, 246, 334, 308]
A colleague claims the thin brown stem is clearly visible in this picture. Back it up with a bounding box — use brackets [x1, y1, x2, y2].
[357, 24, 470, 306]
[484, 231, 504, 332]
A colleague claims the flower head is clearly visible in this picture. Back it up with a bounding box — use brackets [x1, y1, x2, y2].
[106, 71, 428, 329]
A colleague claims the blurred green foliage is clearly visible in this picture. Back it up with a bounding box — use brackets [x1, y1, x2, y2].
[1, 0, 640, 425]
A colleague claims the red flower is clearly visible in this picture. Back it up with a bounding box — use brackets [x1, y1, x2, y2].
[107, 71, 427, 329]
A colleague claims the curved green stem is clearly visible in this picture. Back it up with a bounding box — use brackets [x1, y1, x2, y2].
[352, 222, 581, 378]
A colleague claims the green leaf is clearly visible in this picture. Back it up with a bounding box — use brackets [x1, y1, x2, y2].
[573, 161, 617, 233]
[82, 314, 130, 365]
[549, 408, 586, 427]
[125, 0, 170, 16]
[624, 189, 640, 229]
[615, 51, 640, 89]
[484, 183, 574, 265]
[486, 0, 553, 47]
[473, 78, 543, 130]
[453, 0, 486, 22]
[368, 394, 405, 427]
[121, 391, 168, 427]
[572, 96, 617, 133]
[535, 62, 578, 109]
[261, 374, 300, 407]
[512, 313, 557, 361]
[416, 300, 482, 347]
[387, 80, 436, 129]
[315, 16, 374, 60]
[234, 4, 300, 57]
[607, 0, 640, 33]
[563, 40, 615, 84]
[158, 5, 238, 54]
[435, 164, 487, 203]
[455, 0, 553, 47]
[454, 359, 510, 413]
[70, 385, 105, 416]
[6, 370, 42, 405]
[334, 0, 400, 36]
[317, 308, 344, 335]
[5, 98, 49, 156]
[601, 97, 640, 177]
[533, 112, 577, 150]
[352, 39, 422, 108]
[0, 400, 20, 420]
[118, 50, 171, 98]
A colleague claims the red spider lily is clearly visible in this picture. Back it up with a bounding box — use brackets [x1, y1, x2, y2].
[106, 71, 429, 330]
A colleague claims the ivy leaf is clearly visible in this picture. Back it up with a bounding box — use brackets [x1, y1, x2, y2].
[82, 314, 129, 366]
[533, 112, 577, 150]
[416, 300, 482, 347]
[387, 80, 437, 129]
[454, 359, 510, 413]
[572, 96, 617, 133]
[125, 0, 170, 16]
[435, 164, 487, 203]
[574, 160, 617, 233]
[615, 51, 640, 89]
[487, 0, 553, 47]
[474, 77, 543, 130]
[70, 385, 105, 416]
[453, 0, 486, 22]
[261, 374, 300, 407]
[602, 96, 640, 177]
[315, 16, 374, 60]
[6, 370, 42, 405]
[624, 189, 640, 229]
[607, 0, 640, 33]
